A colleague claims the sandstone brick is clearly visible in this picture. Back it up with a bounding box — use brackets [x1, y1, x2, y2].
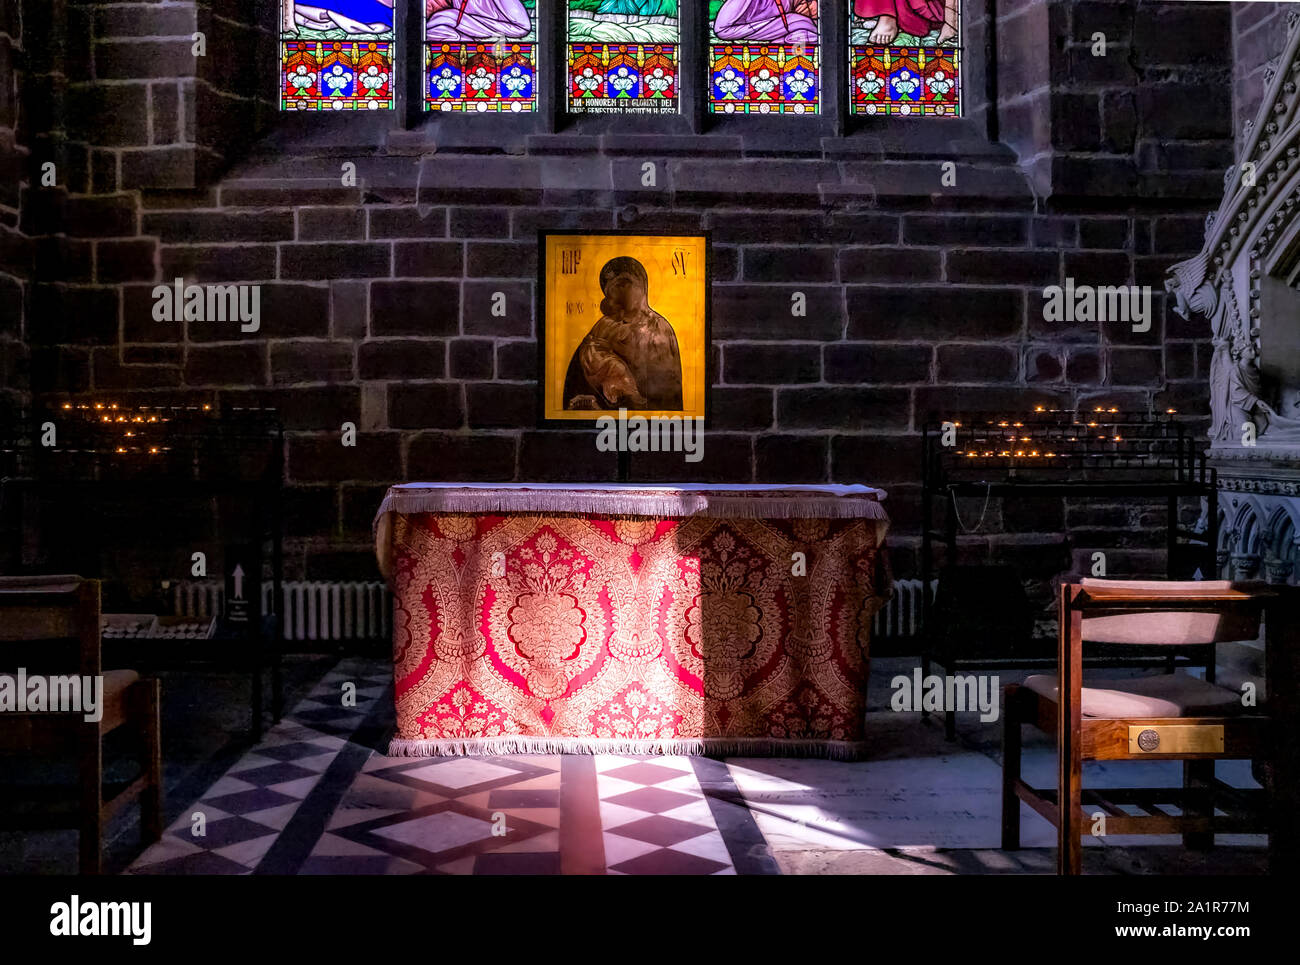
[947, 249, 1060, 286]
[298, 207, 365, 241]
[713, 287, 843, 340]
[840, 247, 941, 283]
[756, 435, 827, 482]
[914, 386, 1068, 421]
[627, 433, 753, 484]
[91, 347, 182, 390]
[825, 343, 931, 384]
[518, 431, 615, 481]
[778, 387, 910, 431]
[330, 280, 368, 339]
[371, 281, 459, 335]
[368, 206, 448, 239]
[902, 214, 1028, 247]
[220, 386, 360, 431]
[185, 343, 267, 386]
[409, 432, 518, 480]
[710, 386, 773, 430]
[271, 341, 354, 384]
[513, 207, 614, 237]
[742, 246, 835, 283]
[466, 381, 534, 428]
[1078, 218, 1129, 250]
[288, 434, 400, 483]
[466, 241, 536, 278]
[1026, 347, 1064, 383]
[937, 344, 1019, 382]
[161, 244, 276, 282]
[358, 339, 445, 381]
[26, 285, 119, 345]
[393, 241, 463, 278]
[831, 434, 921, 487]
[96, 238, 157, 283]
[722, 343, 820, 384]
[389, 383, 463, 429]
[450, 339, 494, 380]
[846, 287, 1023, 340]
[143, 210, 296, 244]
[287, 486, 342, 538]
[1108, 347, 1163, 386]
[281, 242, 390, 280]
[450, 207, 510, 239]
[94, 39, 197, 80]
[462, 280, 531, 337]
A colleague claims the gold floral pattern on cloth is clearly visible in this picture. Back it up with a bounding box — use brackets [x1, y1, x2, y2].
[389, 512, 887, 754]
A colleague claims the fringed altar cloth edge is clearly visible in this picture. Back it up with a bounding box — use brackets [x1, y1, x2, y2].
[388, 736, 871, 761]
[373, 483, 889, 527]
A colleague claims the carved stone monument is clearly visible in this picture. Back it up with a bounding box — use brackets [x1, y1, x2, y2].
[1167, 9, 1300, 587]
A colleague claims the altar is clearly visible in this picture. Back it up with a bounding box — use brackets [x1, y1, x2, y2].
[374, 483, 890, 759]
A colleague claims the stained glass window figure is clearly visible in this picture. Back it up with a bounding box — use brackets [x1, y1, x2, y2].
[281, 0, 394, 110]
[425, 0, 538, 112]
[850, 0, 960, 116]
[709, 0, 819, 114]
[567, 0, 680, 114]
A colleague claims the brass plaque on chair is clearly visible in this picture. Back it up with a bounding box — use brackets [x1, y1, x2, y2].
[1127, 725, 1224, 754]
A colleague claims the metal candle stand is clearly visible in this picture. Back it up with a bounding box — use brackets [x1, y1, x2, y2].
[0, 401, 285, 740]
[920, 407, 1220, 741]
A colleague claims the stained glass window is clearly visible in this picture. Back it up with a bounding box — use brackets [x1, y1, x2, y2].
[708, 0, 819, 114]
[425, 0, 538, 112]
[280, 0, 394, 110]
[850, 0, 960, 116]
[567, 0, 680, 114]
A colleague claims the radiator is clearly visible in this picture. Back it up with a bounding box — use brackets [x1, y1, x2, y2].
[171, 580, 391, 642]
[173, 579, 924, 642]
[871, 579, 934, 639]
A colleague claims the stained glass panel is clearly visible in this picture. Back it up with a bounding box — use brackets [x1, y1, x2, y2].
[567, 0, 680, 114]
[425, 0, 538, 112]
[708, 0, 819, 115]
[280, 0, 394, 111]
[849, 0, 960, 116]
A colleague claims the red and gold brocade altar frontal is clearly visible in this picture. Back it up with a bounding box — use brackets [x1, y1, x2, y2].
[374, 484, 890, 759]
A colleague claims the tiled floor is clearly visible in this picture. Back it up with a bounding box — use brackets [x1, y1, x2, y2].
[123, 656, 1269, 875]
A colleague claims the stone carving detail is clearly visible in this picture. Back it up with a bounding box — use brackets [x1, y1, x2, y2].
[1265, 56, 1282, 87]
[1213, 490, 1300, 584]
[1170, 23, 1300, 589]
[1167, 25, 1300, 447]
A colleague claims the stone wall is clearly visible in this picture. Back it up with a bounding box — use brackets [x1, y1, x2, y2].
[5, 0, 1276, 589]
[1234, 1, 1298, 149]
[1, 0, 27, 420]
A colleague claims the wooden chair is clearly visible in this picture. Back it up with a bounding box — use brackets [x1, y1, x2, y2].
[0, 575, 162, 874]
[1001, 578, 1291, 875]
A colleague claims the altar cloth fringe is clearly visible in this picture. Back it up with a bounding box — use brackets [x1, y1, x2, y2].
[387, 736, 870, 761]
[374, 486, 889, 525]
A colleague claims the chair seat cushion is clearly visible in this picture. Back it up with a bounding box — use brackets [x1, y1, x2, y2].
[1023, 672, 1245, 718]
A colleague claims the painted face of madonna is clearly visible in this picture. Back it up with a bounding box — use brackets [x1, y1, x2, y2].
[603, 271, 645, 315]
